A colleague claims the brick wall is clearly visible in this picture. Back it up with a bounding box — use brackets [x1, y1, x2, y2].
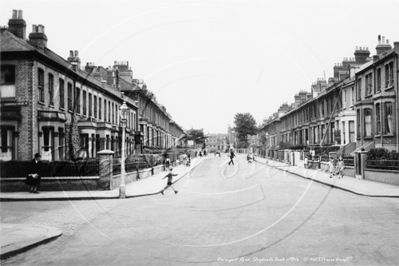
[1, 178, 99, 192]
[16, 59, 36, 160]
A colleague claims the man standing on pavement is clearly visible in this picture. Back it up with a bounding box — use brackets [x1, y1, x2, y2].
[26, 153, 42, 194]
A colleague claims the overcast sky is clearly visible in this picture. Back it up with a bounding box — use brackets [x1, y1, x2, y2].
[1, 0, 399, 134]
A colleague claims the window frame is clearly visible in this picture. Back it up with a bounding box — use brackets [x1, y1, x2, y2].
[384, 102, 393, 134]
[356, 78, 361, 100]
[99, 97, 102, 120]
[0, 65, 16, 100]
[38, 68, 45, 103]
[83, 91, 87, 116]
[67, 82, 73, 111]
[365, 73, 372, 96]
[88, 93, 92, 117]
[376, 68, 381, 93]
[75, 87, 80, 114]
[364, 108, 372, 137]
[94, 95, 97, 119]
[375, 103, 381, 135]
[48, 73, 54, 106]
[59, 78, 65, 109]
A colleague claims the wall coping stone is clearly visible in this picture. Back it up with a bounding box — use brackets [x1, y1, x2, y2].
[1, 176, 99, 181]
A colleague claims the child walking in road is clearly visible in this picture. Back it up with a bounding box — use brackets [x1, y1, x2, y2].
[161, 167, 178, 195]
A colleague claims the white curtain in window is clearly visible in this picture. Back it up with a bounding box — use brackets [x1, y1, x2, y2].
[365, 115, 371, 136]
[0, 129, 13, 161]
[0, 85, 16, 98]
[387, 114, 392, 133]
[349, 121, 355, 143]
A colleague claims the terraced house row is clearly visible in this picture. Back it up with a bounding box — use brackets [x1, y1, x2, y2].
[0, 10, 185, 161]
[260, 36, 399, 156]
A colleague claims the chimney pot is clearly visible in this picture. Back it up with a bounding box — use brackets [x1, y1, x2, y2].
[18, 10, 23, 19]
[12, 10, 17, 18]
[386, 39, 389, 44]
[69, 50, 74, 57]
[32, 24, 36, 32]
[75, 50, 79, 57]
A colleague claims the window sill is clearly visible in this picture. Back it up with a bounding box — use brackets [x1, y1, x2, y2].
[383, 134, 394, 137]
[365, 94, 372, 99]
[49, 104, 54, 109]
[38, 101, 45, 106]
[0, 97, 16, 102]
[363, 136, 373, 140]
[385, 85, 394, 91]
[59, 107, 65, 111]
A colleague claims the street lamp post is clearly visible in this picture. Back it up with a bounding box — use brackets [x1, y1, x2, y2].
[119, 100, 130, 199]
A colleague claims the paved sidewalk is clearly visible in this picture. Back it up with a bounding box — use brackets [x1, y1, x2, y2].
[253, 156, 399, 198]
[0, 157, 204, 201]
[0, 223, 62, 260]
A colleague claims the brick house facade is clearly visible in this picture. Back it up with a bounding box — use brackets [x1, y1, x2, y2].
[260, 37, 399, 154]
[1, 10, 140, 161]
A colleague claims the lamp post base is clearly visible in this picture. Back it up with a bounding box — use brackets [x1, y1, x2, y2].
[119, 185, 126, 199]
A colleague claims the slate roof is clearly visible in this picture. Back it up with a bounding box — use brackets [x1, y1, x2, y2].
[0, 29, 34, 51]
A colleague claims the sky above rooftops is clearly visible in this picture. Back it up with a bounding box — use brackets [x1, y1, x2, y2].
[1, 0, 398, 134]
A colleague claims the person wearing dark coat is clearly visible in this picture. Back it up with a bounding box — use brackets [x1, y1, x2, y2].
[26, 153, 42, 193]
[228, 150, 235, 165]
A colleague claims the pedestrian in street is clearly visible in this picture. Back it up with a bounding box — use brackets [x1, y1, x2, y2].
[187, 153, 191, 167]
[161, 167, 178, 195]
[310, 149, 316, 160]
[26, 153, 42, 194]
[336, 156, 345, 179]
[228, 150, 235, 165]
[164, 156, 171, 171]
[199, 151, 203, 157]
[182, 154, 188, 169]
[328, 157, 335, 178]
[247, 153, 253, 163]
[304, 155, 309, 169]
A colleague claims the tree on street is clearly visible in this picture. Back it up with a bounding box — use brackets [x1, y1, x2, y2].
[233, 113, 257, 148]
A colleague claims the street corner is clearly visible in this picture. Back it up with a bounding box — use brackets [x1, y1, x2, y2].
[0, 223, 62, 260]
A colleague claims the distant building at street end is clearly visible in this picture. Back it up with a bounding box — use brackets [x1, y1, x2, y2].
[205, 133, 228, 152]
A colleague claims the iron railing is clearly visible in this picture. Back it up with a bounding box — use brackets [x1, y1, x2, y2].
[366, 160, 399, 171]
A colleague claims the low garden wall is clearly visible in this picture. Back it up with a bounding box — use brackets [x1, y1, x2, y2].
[0, 176, 100, 192]
[1, 150, 193, 192]
[364, 169, 399, 186]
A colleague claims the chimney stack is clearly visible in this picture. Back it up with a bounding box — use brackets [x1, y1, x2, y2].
[8, 9, 26, 39]
[354, 46, 370, 64]
[375, 35, 392, 55]
[67, 50, 81, 71]
[28, 24, 48, 51]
